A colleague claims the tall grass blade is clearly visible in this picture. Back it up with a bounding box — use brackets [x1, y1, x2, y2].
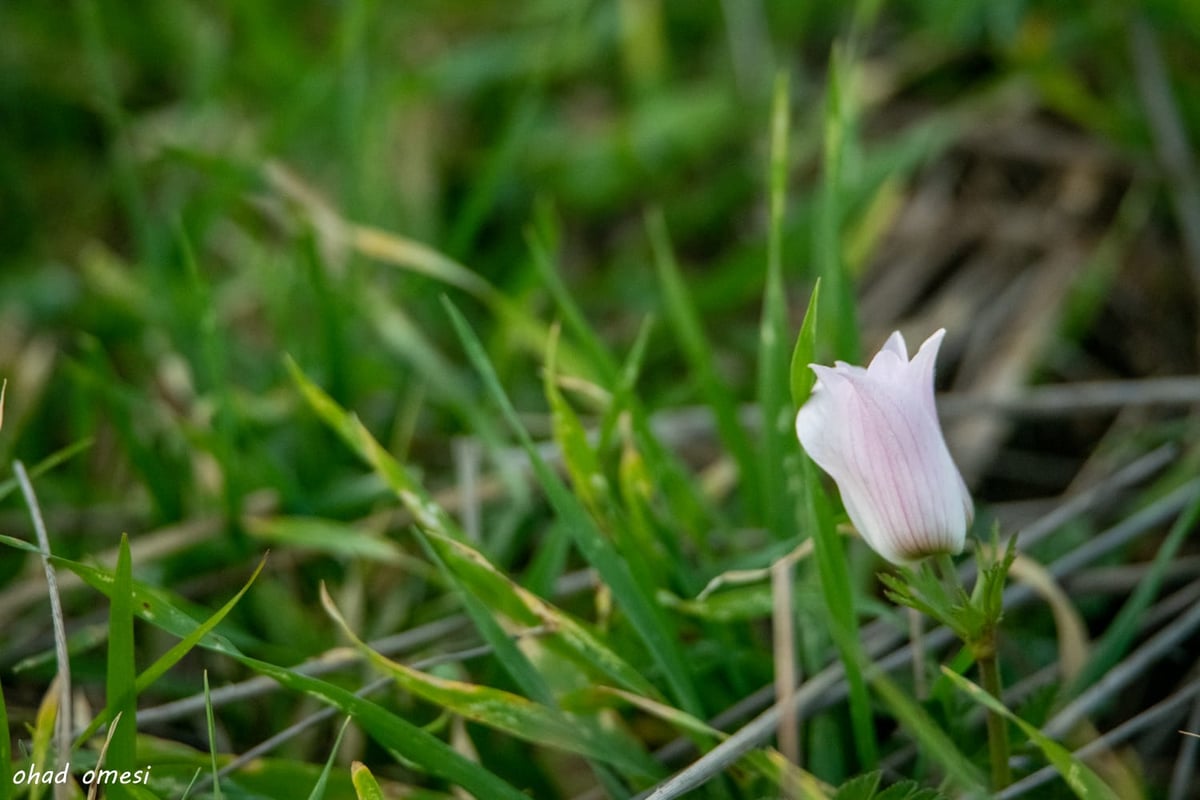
[647, 208, 761, 519]
[71, 554, 267, 746]
[321, 585, 661, 779]
[804, 461, 878, 769]
[941, 668, 1119, 799]
[203, 671, 223, 800]
[444, 298, 705, 716]
[105, 534, 137, 798]
[233, 653, 530, 800]
[758, 71, 798, 545]
[305, 717, 352, 800]
[871, 671, 986, 795]
[815, 44, 861, 360]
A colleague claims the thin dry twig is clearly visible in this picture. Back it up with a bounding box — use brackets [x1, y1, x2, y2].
[16, 460, 72, 800]
[1041, 586, 1200, 739]
[998, 673, 1200, 798]
[770, 559, 800, 784]
[1129, 16, 1200, 303]
[1169, 698, 1200, 800]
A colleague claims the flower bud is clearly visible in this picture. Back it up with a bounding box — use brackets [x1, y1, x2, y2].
[795, 329, 973, 565]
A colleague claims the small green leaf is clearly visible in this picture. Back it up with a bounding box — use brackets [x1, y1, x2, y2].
[833, 771, 881, 800]
[789, 280, 822, 410]
[351, 762, 385, 800]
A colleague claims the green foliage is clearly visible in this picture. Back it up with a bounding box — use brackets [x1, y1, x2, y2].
[2, 1, 1195, 797]
[104, 534, 137, 799]
[941, 668, 1120, 799]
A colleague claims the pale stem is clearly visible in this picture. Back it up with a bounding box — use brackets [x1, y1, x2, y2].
[771, 557, 800, 798]
[908, 607, 927, 700]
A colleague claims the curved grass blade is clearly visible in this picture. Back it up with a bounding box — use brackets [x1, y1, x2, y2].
[73, 554, 268, 746]
[568, 685, 832, 799]
[321, 585, 661, 780]
[231, 653, 530, 800]
[940, 668, 1119, 800]
[444, 298, 704, 716]
[646, 209, 760, 520]
[427, 529, 660, 698]
[0, 437, 93, 504]
[286, 357, 658, 697]
[789, 280, 821, 410]
[870, 671, 986, 796]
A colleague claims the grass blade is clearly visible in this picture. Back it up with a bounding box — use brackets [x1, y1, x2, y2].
[233, 653, 530, 800]
[29, 678, 59, 800]
[814, 44, 860, 360]
[0, 674, 8, 791]
[804, 461, 878, 769]
[287, 357, 654, 698]
[0, 437, 93, 504]
[444, 298, 705, 716]
[350, 762, 385, 800]
[72, 554, 268, 746]
[758, 71, 796, 542]
[305, 716, 352, 800]
[527, 228, 619, 384]
[321, 585, 661, 780]
[1075, 489, 1200, 691]
[105, 534, 137, 797]
[647, 209, 761, 519]
[871, 670, 986, 796]
[789, 280, 822, 410]
[203, 671, 223, 800]
[941, 667, 1120, 799]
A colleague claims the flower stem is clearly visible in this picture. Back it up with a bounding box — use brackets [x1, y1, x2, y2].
[977, 641, 1011, 790]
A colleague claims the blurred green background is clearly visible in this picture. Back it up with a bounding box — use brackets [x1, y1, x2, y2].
[3, 1, 1200, 798]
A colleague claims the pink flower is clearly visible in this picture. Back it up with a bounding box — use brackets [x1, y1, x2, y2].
[795, 329, 973, 565]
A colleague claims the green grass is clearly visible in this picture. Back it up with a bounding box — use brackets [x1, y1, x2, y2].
[2, 1, 1199, 798]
